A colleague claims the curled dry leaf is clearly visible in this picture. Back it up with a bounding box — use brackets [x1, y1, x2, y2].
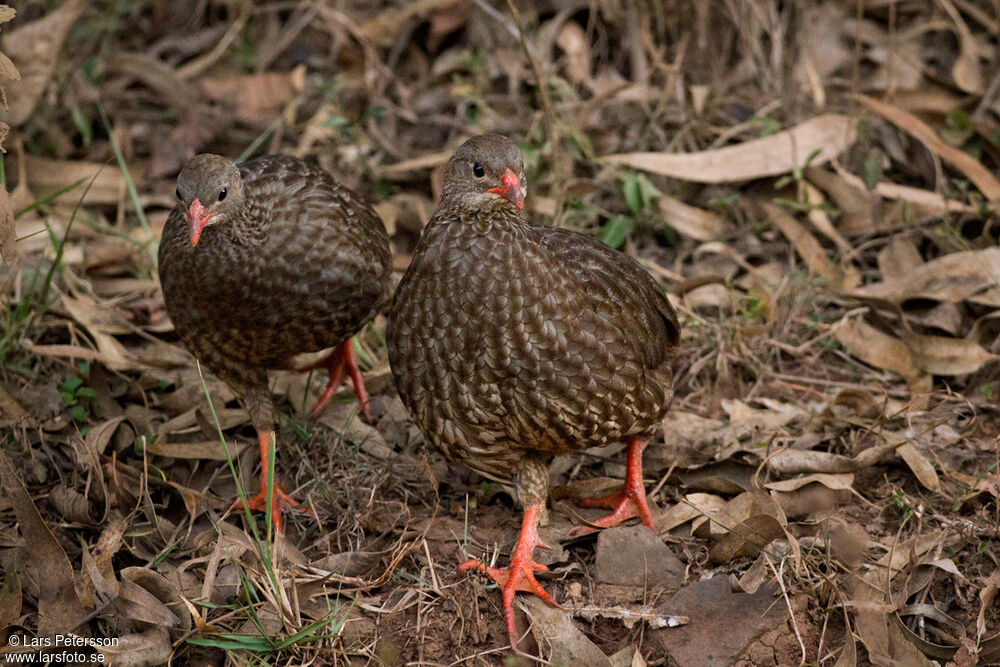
[761, 201, 859, 291]
[200, 67, 304, 126]
[98, 626, 172, 667]
[0, 561, 21, 625]
[707, 513, 786, 564]
[977, 572, 1000, 641]
[60, 293, 139, 371]
[764, 473, 855, 493]
[0, 5, 18, 112]
[852, 247, 1000, 304]
[833, 318, 920, 379]
[522, 596, 614, 666]
[555, 19, 591, 85]
[768, 440, 906, 477]
[858, 96, 1000, 201]
[765, 474, 857, 518]
[658, 194, 727, 240]
[0, 451, 89, 635]
[0, 0, 83, 126]
[24, 155, 127, 206]
[904, 332, 998, 376]
[0, 184, 14, 264]
[656, 493, 727, 535]
[877, 236, 922, 283]
[938, 0, 984, 94]
[47, 484, 91, 523]
[702, 490, 786, 541]
[603, 114, 856, 183]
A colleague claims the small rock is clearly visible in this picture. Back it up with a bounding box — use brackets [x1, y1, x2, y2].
[650, 576, 787, 667]
[595, 525, 685, 588]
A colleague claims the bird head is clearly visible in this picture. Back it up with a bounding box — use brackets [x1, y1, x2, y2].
[174, 154, 244, 246]
[443, 134, 527, 211]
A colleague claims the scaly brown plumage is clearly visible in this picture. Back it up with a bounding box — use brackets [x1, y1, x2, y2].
[387, 135, 680, 646]
[158, 154, 391, 531]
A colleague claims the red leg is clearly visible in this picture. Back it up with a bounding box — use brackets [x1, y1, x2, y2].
[458, 504, 560, 648]
[230, 431, 310, 533]
[568, 437, 656, 537]
[298, 339, 371, 419]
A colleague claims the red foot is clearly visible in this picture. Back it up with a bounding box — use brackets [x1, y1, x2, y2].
[458, 504, 561, 648]
[569, 437, 656, 537]
[231, 484, 307, 533]
[298, 339, 371, 420]
[230, 431, 311, 533]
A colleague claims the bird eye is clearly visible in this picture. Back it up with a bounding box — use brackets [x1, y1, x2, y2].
[218, 187, 227, 202]
[175, 187, 182, 200]
[472, 163, 485, 178]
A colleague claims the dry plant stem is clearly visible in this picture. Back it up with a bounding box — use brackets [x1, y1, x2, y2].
[458, 503, 560, 649]
[230, 430, 308, 533]
[298, 338, 371, 420]
[569, 437, 656, 537]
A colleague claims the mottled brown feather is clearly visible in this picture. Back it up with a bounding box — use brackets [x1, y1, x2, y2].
[387, 135, 678, 506]
[158, 154, 391, 431]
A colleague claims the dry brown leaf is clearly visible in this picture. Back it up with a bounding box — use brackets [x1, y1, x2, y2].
[768, 441, 905, 477]
[0, 451, 89, 635]
[658, 195, 727, 240]
[380, 149, 452, 177]
[762, 201, 858, 291]
[796, 5, 850, 105]
[522, 596, 613, 665]
[555, 20, 591, 85]
[705, 490, 787, 540]
[603, 114, 856, 183]
[708, 514, 786, 564]
[896, 443, 941, 493]
[0, 183, 13, 263]
[60, 293, 140, 371]
[853, 247, 1000, 304]
[0, 4, 18, 114]
[656, 493, 727, 534]
[0, 0, 84, 126]
[805, 166, 877, 232]
[878, 237, 922, 284]
[904, 332, 998, 376]
[98, 626, 173, 667]
[201, 68, 303, 125]
[834, 318, 920, 379]
[858, 96, 1000, 201]
[765, 473, 855, 493]
[0, 561, 21, 625]
[977, 572, 1000, 641]
[683, 283, 739, 311]
[47, 484, 91, 523]
[24, 155, 126, 206]
[804, 183, 852, 254]
[938, 0, 984, 94]
[143, 439, 245, 461]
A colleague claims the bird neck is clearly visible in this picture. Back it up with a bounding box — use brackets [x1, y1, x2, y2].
[226, 199, 269, 246]
[432, 197, 528, 237]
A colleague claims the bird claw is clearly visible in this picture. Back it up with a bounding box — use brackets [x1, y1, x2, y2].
[299, 340, 371, 420]
[458, 505, 559, 648]
[231, 484, 312, 533]
[568, 437, 656, 538]
[567, 489, 651, 537]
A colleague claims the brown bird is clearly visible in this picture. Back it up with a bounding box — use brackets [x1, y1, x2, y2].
[387, 135, 680, 646]
[159, 154, 391, 531]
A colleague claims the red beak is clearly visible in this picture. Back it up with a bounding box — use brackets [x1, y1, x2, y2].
[186, 198, 215, 246]
[488, 168, 526, 210]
